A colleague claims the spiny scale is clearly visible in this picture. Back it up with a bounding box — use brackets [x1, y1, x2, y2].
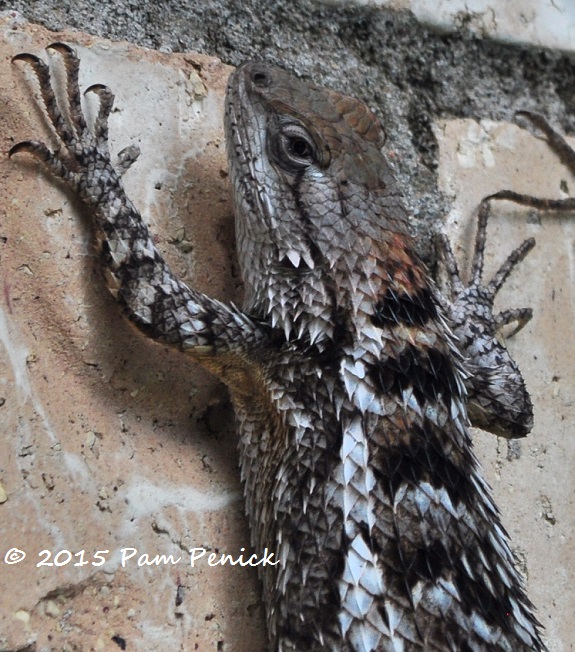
[12, 45, 549, 650]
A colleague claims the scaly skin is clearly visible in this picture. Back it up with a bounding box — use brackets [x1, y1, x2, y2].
[12, 45, 548, 651]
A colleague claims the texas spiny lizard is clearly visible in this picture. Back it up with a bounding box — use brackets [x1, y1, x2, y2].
[11, 44, 556, 650]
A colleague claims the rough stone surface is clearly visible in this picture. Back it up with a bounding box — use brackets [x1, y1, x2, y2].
[0, 10, 573, 652]
[1, 18, 264, 652]
[375, 0, 575, 53]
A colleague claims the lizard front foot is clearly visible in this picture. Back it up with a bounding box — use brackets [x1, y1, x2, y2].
[437, 197, 535, 438]
[10, 43, 136, 207]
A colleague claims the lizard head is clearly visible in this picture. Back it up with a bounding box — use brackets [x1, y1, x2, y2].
[226, 61, 418, 347]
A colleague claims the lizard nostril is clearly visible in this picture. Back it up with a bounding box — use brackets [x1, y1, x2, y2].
[252, 70, 269, 87]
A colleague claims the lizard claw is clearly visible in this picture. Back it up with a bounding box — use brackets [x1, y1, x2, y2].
[11, 52, 42, 65]
[46, 41, 76, 55]
[8, 140, 44, 158]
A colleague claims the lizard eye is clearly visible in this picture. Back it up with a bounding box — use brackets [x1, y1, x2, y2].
[273, 123, 324, 171]
[286, 134, 312, 159]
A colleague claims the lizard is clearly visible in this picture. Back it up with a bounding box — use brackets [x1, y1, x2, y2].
[10, 43, 552, 651]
